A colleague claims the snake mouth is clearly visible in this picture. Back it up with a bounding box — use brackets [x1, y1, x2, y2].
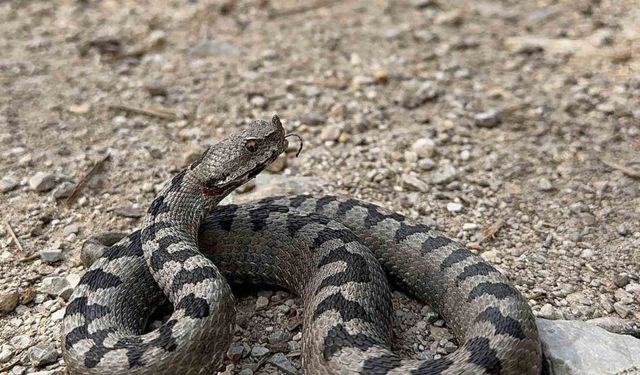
[201, 149, 281, 197]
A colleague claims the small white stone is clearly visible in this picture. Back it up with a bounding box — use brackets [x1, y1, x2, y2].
[446, 202, 462, 212]
[538, 178, 554, 191]
[63, 224, 79, 236]
[10, 334, 32, 350]
[538, 303, 556, 319]
[50, 307, 65, 322]
[474, 109, 502, 128]
[66, 273, 82, 288]
[462, 223, 478, 231]
[404, 151, 418, 163]
[112, 116, 128, 126]
[0, 345, 12, 363]
[411, 137, 436, 158]
[460, 150, 471, 161]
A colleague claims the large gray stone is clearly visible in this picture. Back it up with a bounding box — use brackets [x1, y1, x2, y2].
[538, 318, 640, 375]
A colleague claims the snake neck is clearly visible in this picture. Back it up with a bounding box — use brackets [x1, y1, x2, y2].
[142, 168, 223, 239]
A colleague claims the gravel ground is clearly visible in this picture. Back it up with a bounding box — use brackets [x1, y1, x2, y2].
[1, 0, 639, 374]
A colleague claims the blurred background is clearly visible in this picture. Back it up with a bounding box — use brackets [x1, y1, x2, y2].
[0, 0, 638, 374]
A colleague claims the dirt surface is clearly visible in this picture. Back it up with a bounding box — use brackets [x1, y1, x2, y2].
[1, 0, 639, 374]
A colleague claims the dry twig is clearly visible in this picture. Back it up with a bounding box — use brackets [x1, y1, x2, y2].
[109, 104, 183, 121]
[65, 154, 111, 206]
[3, 220, 24, 253]
[19, 253, 40, 263]
[600, 157, 640, 179]
[269, 0, 339, 18]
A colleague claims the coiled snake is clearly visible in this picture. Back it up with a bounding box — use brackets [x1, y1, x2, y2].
[62, 116, 542, 374]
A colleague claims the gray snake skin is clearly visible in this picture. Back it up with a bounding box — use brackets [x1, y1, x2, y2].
[62, 116, 542, 374]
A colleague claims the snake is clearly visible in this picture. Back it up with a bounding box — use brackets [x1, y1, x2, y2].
[62, 116, 542, 374]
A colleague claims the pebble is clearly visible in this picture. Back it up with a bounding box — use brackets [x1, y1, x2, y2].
[460, 149, 471, 161]
[538, 303, 557, 319]
[238, 369, 253, 375]
[81, 232, 127, 267]
[66, 273, 82, 288]
[481, 249, 499, 262]
[614, 289, 634, 304]
[579, 212, 596, 226]
[0, 345, 12, 363]
[319, 125, 341, 142]
[402, 81, 440, 109]
[268, 331, 290, 344]
[613, 302, 630, 318]
[191, 39, 240, 58]
[537, 178, 554, 191]
[39, 276, 73, 300]
[617, 224, 630, 236]
[442, 341, 457, 354]
[474, 109, 502, 128]
[10, 334, 32, 350]
[446, 202, 462, 213]
[300, 112, 326, 126]
[266, 154, 287, 173]
[29, 172, 56, 192]
[418, 158, 436, 171]
[51, 307, 65, 322]
[145, 81, 168, 97]
[256, 296, 269, 310]
[268, 353, 298, 375]
[402, 174, 429, 192]
[250, 345, 269, 357]
[39, 248, 63, 263]
[411, 137, 436, 158]
[0, 290, 19, 313]
[52, 181, 75, 199]
[404, 151, 418, 163]
[249, 95, 267, 109]
[63, 224, 79, 236]
[580, 248, 594, 258]
[26, 344, 58, 367]
[431, 163, 457, 185]
[462, 223, 478, 231]
[226, 343, 245, 362]
[411, 0, 436, 8]
[0, 175, 18, 193]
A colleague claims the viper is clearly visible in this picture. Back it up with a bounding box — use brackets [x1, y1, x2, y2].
[62, 116, 542, 374]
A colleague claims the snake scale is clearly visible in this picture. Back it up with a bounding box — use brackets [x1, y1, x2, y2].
[62, 116, 542, 374]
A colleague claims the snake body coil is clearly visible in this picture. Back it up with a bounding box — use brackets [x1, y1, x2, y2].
[62, 117, 542, 374]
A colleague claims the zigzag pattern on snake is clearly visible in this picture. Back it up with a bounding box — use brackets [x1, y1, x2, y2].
[62, 116, 542, 374]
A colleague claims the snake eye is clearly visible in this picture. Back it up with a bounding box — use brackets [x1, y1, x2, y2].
[244, 139, 258, 153]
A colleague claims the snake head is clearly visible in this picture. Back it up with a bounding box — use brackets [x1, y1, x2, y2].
[191, 115, 289, 198]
